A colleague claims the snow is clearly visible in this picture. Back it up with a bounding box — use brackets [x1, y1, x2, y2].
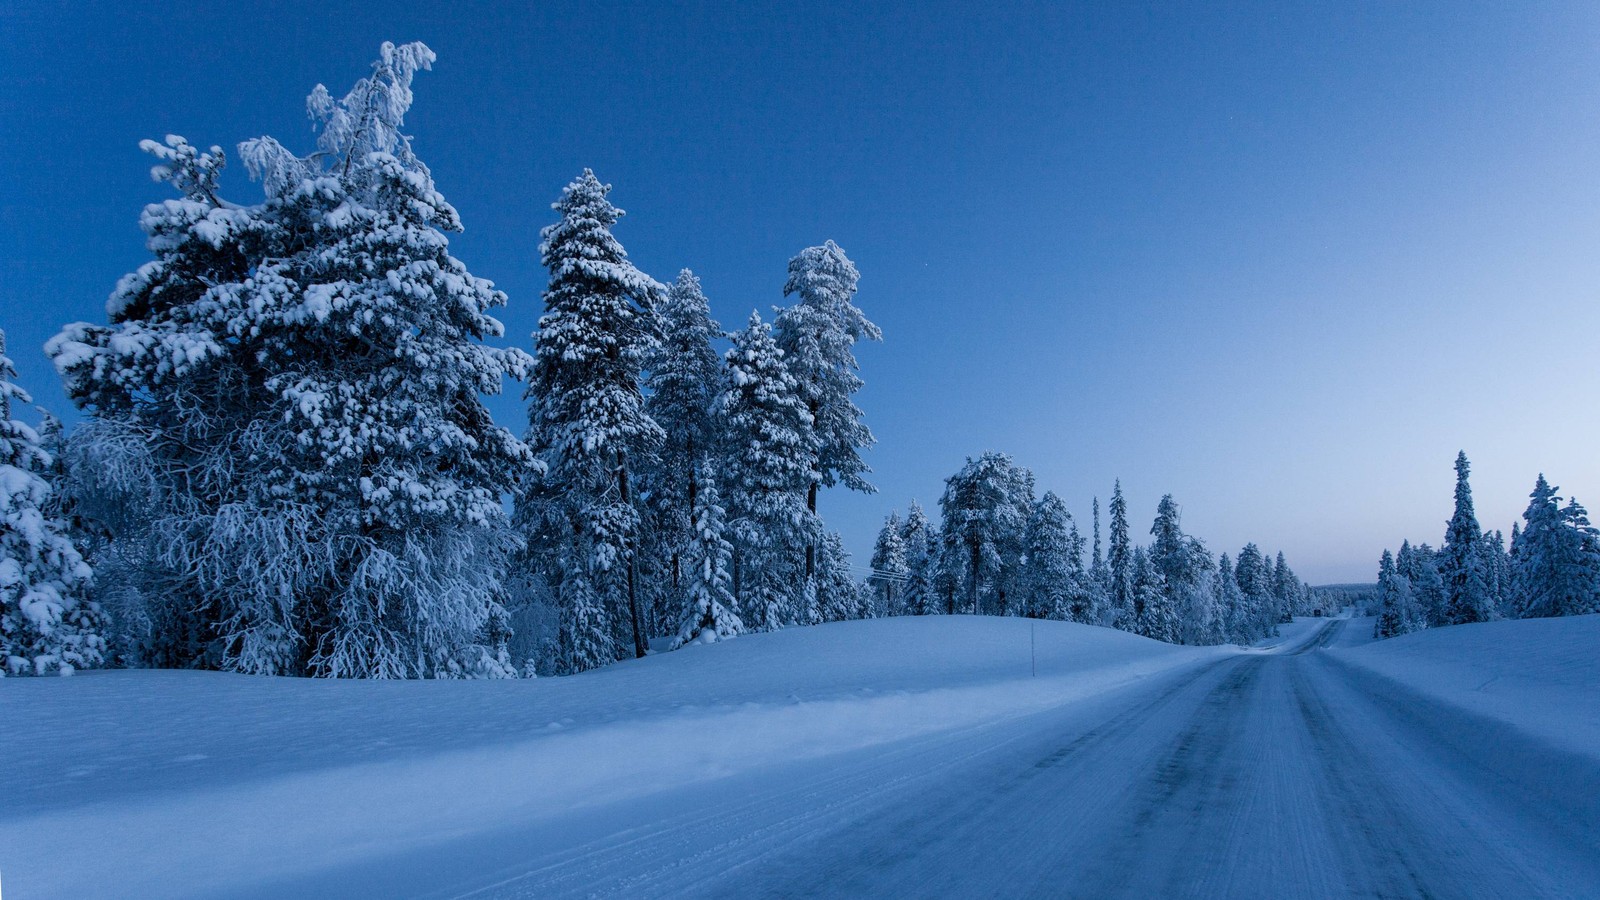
[3, 614, 1597, 898]
[1328, 612, 1600, 758]
[0, 617, 1220, 898]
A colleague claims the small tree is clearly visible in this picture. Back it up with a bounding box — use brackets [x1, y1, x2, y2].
[671, 475, 744, 648]
[1, 331, 105, 675]
[870, 511, 910, 616]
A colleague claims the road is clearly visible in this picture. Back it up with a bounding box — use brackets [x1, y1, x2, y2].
[266, 618, 1600, 899]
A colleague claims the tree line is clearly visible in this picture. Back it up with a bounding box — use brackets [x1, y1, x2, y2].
[1373, 452, 1600, 639]
[1, 42, 880, 677]
[869, 453, 1315, 646]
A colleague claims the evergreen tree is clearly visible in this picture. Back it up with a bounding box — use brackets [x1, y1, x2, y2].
[1062, 517, 1097, 624]
[1374, 549, 1419, 639]
[774, 241, 880, 583]
[899, 501, 939, 615]
[1131, 546, 1179, 643]
[1513, 475, 1600, 618]
[1088, 496, 1111, 623]
[520, 169, 663, 671]
[718, 313, 816, 631]
[869, 511, 910, 616]
[938, 452, 1034, 616]
[1441, 451, 1493, 625]
[1216, 553, 1248, 644]
[1, 330, 105, 676]
[1234, 543, 1276, 641]
[816, 531, 866, 622]
[1272, 551, 1303, 623]
[670, 475, 743, 648]
[1022, 492, 1074, 619]
[1483, 529, 1510, 618]
[1107, 481, 1132, 628]
[1149, 494, 1218, 643]
[53, 44, 531, 678]
[642, 270, 725, 626]
[1398, 541, 1448, 627]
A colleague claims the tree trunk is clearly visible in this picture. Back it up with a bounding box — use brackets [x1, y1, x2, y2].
[969, 540, 982, 615]
[618, 453, 646, 659]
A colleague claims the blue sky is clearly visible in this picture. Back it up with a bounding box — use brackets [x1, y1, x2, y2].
[3, 1, 1598, 583]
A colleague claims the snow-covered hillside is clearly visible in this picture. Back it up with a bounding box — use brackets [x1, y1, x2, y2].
[0, 617, 1223, 898]
[3, 614, 1595, 899]
[1328, 613, 1600, 756]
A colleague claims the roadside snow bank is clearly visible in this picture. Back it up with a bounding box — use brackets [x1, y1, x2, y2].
[1328, 614, 1600, 758]
[0, 616, 1221, 899]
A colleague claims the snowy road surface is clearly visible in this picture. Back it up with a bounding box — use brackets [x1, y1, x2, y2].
[4, 615, 1597, 898]
[275, 618, 1600, 899]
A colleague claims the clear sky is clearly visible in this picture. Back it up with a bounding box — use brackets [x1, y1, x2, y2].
[3, 1, 1598, 584]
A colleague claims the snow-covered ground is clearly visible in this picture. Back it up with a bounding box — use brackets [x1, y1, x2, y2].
[2, 614, 1596, 898]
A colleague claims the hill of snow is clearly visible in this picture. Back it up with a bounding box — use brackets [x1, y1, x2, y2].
[1327, 613, 1600, 759]
[0, 617, 1224, 899]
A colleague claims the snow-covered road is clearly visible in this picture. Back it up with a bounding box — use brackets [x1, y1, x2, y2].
[250, 617, 1600, 899]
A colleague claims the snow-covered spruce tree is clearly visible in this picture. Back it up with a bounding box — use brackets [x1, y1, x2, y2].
[520, 170, 663, 671]
[1215, 553, 1248, 644]
[1374, 550, 1413, 639]
[642, 270, 724, 632]
[1088, 496, 1112, 624]
[899, 500, 940, 615]
[1130, 546, 1179, 643]
[1272, 551, 1303, 623]
[1513, 475, 1600, 618]
[938, 452, 1034, 616]
[52, 44, 532, 678]
[718, 312, 817, 631]
[870, 511, 910, 617]
[670, 473, 744, 648]
[1107, 481, 1132, 628]
[1149, 494, 1218, 644]
[1061, 517, 1097, 624]
[1398, 540, 1447, 627]
[1483, 529, 1510, 617]
[1441, 451, 1493, 625]
[1022, 491, 1075, 619]
[1234, 543, 1276, 641]
[1, 331, 104, 676]
[817, 531, 866, 622]
[774, 241, 881, 584]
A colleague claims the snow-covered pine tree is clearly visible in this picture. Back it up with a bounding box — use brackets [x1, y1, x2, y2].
[1062, 516, 1096, 623]
[1022, 491, 1074, 619]
[670, 473, 744, 648]
[1, 330, 104, 676]
[1483, 529, 1510, 617]
[52, 44, 532, 678]
[718, 312, 817, 631]
[1131, 546, 1179, 643]
[1149, 494, 1218, 644]
[520, 170, 664, 670]
[1089, 496, 1112, 624]
[870, 511, 910, 616]
[938, 452, 1034, 616]
[1215, 553, 1247, 644]
[1272, 551, 1302, 623]
[1234, 543, 1276, 641]
[817, 531, 866, 622]
[899, 500, 940, 615]
[1107, 481, 1132, 628]
[1397, 540, 1447, 627]
[1441, 451, 1493, 625]
[642, 269, 725, 630]
[774, 241, 881, 585]
[1374, 549, 1418, 639]
[1513, 475, 1600, 618]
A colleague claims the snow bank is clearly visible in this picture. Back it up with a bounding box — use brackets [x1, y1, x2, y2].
[0, 616, 1220, 899]
[1328, 613, 1600, 759]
